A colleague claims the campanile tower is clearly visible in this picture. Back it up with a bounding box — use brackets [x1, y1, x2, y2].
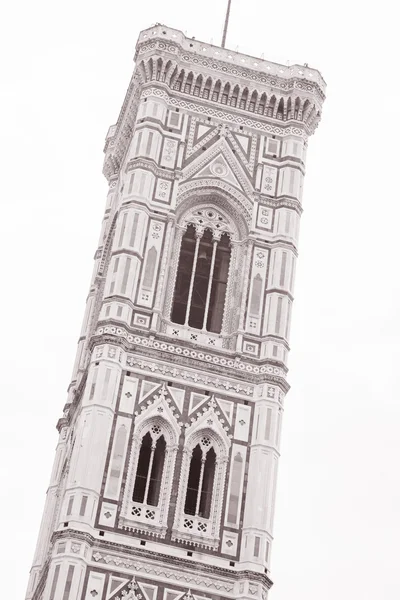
[26, 24, 325, 600]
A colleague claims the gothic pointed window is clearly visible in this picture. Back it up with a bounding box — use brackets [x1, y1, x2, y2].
[171, 212, 231, 334]
[132, 429, 166, 507]
[184, 441, 216, 519]
[172, 427, 230, 549]
[120, 413, 180, 535]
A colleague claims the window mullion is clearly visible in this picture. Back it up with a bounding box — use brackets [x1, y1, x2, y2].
[143, 443, 156, 505]
[184, 232, 201, 326]
[202, 239, 218, 331]
[195, 456, 206, 517]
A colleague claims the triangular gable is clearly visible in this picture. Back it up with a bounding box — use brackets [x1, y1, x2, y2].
[192, 154, 241, 189]
[135, 383, 182, 438]
[182, 138, 253, 197]
[185, 396, 231, 450]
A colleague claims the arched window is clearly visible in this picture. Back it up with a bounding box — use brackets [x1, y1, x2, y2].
[172, 425, 230, 549]
[171, 218, 231, 334]
[132, 428, 166, 507]
[230, 85, 240, 107]
[203, 77, 212, 99]
[184, 443, 216, 519]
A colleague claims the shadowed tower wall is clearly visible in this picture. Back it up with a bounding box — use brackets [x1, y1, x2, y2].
[26, 24, 325, 600]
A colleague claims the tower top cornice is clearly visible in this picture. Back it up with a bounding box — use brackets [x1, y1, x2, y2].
[135, 23, 326, 98]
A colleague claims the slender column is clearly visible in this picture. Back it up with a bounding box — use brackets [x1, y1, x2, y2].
[195, 456, 207, 516]
[143, 443, 156, 505]
[202, 239, 218, 331]
[184, 232, 201, 325]
[238, 240, 254, 331]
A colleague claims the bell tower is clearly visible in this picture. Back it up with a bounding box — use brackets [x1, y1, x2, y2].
[26, 24, 325, 600]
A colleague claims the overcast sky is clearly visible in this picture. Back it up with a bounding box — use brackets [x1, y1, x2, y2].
[1, 0, 399, 598]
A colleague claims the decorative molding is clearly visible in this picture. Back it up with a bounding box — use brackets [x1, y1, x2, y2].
[134, 27, 326, 95]
[96, 325, 286, 378]
[175, 190, 250, 237]
[181, 136, 254, 201]
[92, 551, 234, 592]
[141, 88, 310, 139]
[119, 384, 181, 536]
[125, 354, 255, 397]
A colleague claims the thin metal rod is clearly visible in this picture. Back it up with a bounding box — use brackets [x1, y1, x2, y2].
[221, 0, 232, 48]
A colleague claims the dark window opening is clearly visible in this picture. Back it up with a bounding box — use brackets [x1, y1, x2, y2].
[171, 225, 231, 334]
[147, 435, 166, 505]
[184, 444, 202, 515]
[184, 443, 216, 519]
[171, 225, 196, 326]
[132, 431, 166, 506]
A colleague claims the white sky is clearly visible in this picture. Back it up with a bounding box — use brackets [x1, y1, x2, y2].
[1, 0, 399, 598]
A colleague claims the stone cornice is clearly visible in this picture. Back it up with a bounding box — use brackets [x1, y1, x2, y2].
[125, 157, 178, 180]
[88, 329, 290, 393]
[51, 529, 273, 590]
[142, 86, 313, 139]
[135, 24, 326, 99]
[254, 194, 303, 215]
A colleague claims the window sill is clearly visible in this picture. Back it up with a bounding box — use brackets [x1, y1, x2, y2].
[119, 502, 167, 539]
[165, 322, 227, 349]
[171, 516, 219, 550]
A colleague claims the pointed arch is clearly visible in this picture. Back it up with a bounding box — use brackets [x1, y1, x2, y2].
[155, 57, 163, 81]
[132, 430, 166, 506]
[287, 96, 292, 120]
[193, 74, 203, 96]
[143, 59, 152, 83]
[239, 87, 249, 110]
[174, 69, 185, 91]
[203, 77, 212, 99]
[149, 57, 157, 81]
[120, 411, 180, 537]
[294, 97, 301, 119]
[211, 79, 222, 102]
[169, 65, 180, 87]
[302, 99, 313, 122]
[258, 92, 267, 115]
[221, 82, 230, 105]
[172, 425, 230, 549]
[184, 71, 194, 94]
[276, 97, 284, 120]
[230, 84, 240, 107]
[163, 59, 173, 83]
[267, 95, 276, 117]
[249, 90, 258, 112]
